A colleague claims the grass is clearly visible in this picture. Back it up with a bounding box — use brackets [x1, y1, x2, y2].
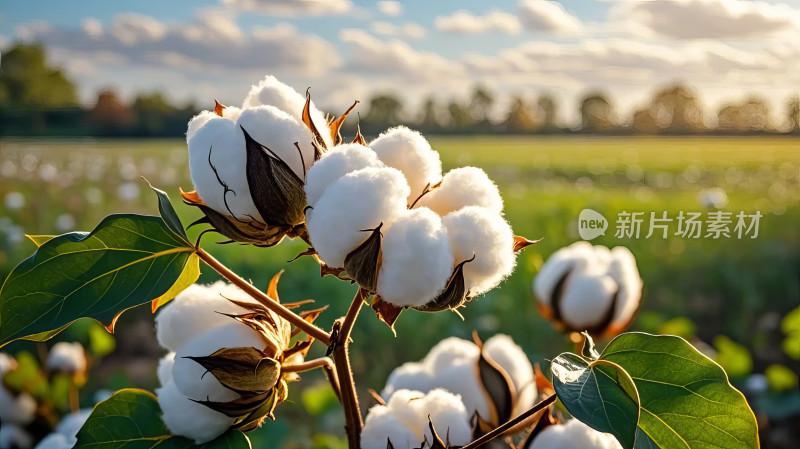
[1, 135, 798, 444]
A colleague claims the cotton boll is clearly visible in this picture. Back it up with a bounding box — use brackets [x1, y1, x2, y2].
[558, 272, 617, 331]
[47, 342, 86, 373]
[236, 106, 316, 178]
[424, 337, 480, 373]
[369, 127, 442, 202]
[607, 247, 643, 327]
[381, 362, 433, 401]
[187, 115, 259, 221]
[187, 108, 242, 143]
[416, 167, 503, 216]
[173, 322, 265, 403]
[155, 281, 258, 352]
[157, 381, 236, 444]
[306, 167, 409, 268]
[157, 352, 175, 386]
[0, 424, 32, 449]
[533, 243, 588, 306]
[0, 354, 16, 375]
[363, 389, 471, 449]
[377, 208, 454, 307]
[304, 144, 384, 207]
[484, 335, 536, 415]
[429, 362, 487, 420]
[242, 76, 331, 149]
[33, 433, 71, 449]
[442, 207, 516, 295]
[0, 388, 36, 424]
[528, 419, 622, 449]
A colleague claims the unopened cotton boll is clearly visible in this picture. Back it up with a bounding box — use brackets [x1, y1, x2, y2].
[0, 424, 32, 449]
[157, 381, 236, 444]
[442, 206, 516, 295]
[533, 242, 643, 336]
[242, 75, 332, 149]
[369, 127, 442, 202]
[304, 143, 384, 207]
[527, 419, 622, 449]
[361, 389, 472, 449]
[416, 167, 503, 216]
[47, 342, 86, 373]
[172, 322, 265, 403]
[155, 281, 260, 352]
[157, 352, 175, 386]
[306, 167, 409, 268]
[376, 208, 454, 307]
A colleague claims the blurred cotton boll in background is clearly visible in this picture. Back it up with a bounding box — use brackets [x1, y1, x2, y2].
[3, 192, 26, 211]
[525, 419, 622, 449]
[47, 342, 86, 373]
[0, 424, 32, 449]
[0, 354, 37, 427]
[534, 241, 642, 337]
[380, 335, 536, 430]
[360, 389, 472, 449]
[54, 214, 76, 233]
[33, 409, 92, 449]
[698, 187, 729, 209]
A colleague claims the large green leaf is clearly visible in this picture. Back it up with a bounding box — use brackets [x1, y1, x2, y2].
[601, 332, 759, 449]
[551, 352, 640, 449]
[0, 190, 198, 347]
[75, 389, 250, 449]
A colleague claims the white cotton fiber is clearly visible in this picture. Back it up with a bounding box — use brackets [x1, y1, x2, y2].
[607, 246, 643, 328]
[442, 206, 516, 296]
[47, 342, 86, 373]
[361, 389, 471, 449]
[0, 388, 36, 425]
[416, 167, 503, 216]
[157, 352, 175, 386]
[172, 322, 265, 403]
[187, 115, 259, 221]
[0, 424, 32, 449]
[369, 127, 442, 203]
[186, 108, 241, 143]
[381, 336, 536, 424]
[155, 281, 259, 353]
[533, 242, 642, 332]
[306, 167, 409, 268]
[236, 105, 316, 178]
[377, 208, 454, 307]
[242, 76, 332, 150]
[157, 381, 236, 444]
[484, 335, 536, 416]
[528, 419, 622, 449]
[304, 143, 384, 207]
[0, 354, 16, 375]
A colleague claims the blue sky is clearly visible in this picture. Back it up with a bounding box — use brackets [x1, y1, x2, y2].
[1, 0, 799, 125]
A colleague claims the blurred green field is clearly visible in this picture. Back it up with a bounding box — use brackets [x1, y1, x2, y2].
[1, 136, 799, 447]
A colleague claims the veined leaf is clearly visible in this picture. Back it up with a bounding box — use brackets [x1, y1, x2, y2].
[149, 182, 190, 242]
[26, 235, 56, 247]
[601, 332, 760, 449]
[551, 353, 640, 449]
[75, 389, 250, 449]
[0, 210, 197, 347]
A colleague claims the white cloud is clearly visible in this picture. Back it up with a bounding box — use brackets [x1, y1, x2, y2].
[16, 14, 340, 76]
[371, 21, 426, 39]
[220, 0, 352, 16]
[435, 10, 522, 35]
[519, 0, 583, 34]
[612, 0, 800, 39]
[377, 1, 403, 17]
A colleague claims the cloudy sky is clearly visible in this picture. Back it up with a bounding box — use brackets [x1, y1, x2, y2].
[2, 0, 799, 124]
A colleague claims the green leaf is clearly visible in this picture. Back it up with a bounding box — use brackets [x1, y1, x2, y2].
[75, 389, 251, 449]
[781, 306, 800, 360]
[0, 213, 198, 347]
[713, 335, 752, 379]
[765, 364, 799, 393]
[551, 352, 640, 449]
[26, 235, 56, 247]
[147, 181, 189, 242]
[601, 332, 759, 449]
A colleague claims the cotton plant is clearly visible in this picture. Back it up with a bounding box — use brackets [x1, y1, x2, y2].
[533, 242, 643, 338]
[0, 74, 761, 449]
[304, 128, 535, 327]
[381, 335, 536, 433]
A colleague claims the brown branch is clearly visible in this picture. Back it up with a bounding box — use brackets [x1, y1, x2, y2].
[283, 357, 341, 402]
[461, 393, 557, 449]
[333, 288, 367, 449]
[196, 248, 331, 345]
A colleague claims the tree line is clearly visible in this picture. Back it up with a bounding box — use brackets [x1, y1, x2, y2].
[1, 43, 798, 137]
